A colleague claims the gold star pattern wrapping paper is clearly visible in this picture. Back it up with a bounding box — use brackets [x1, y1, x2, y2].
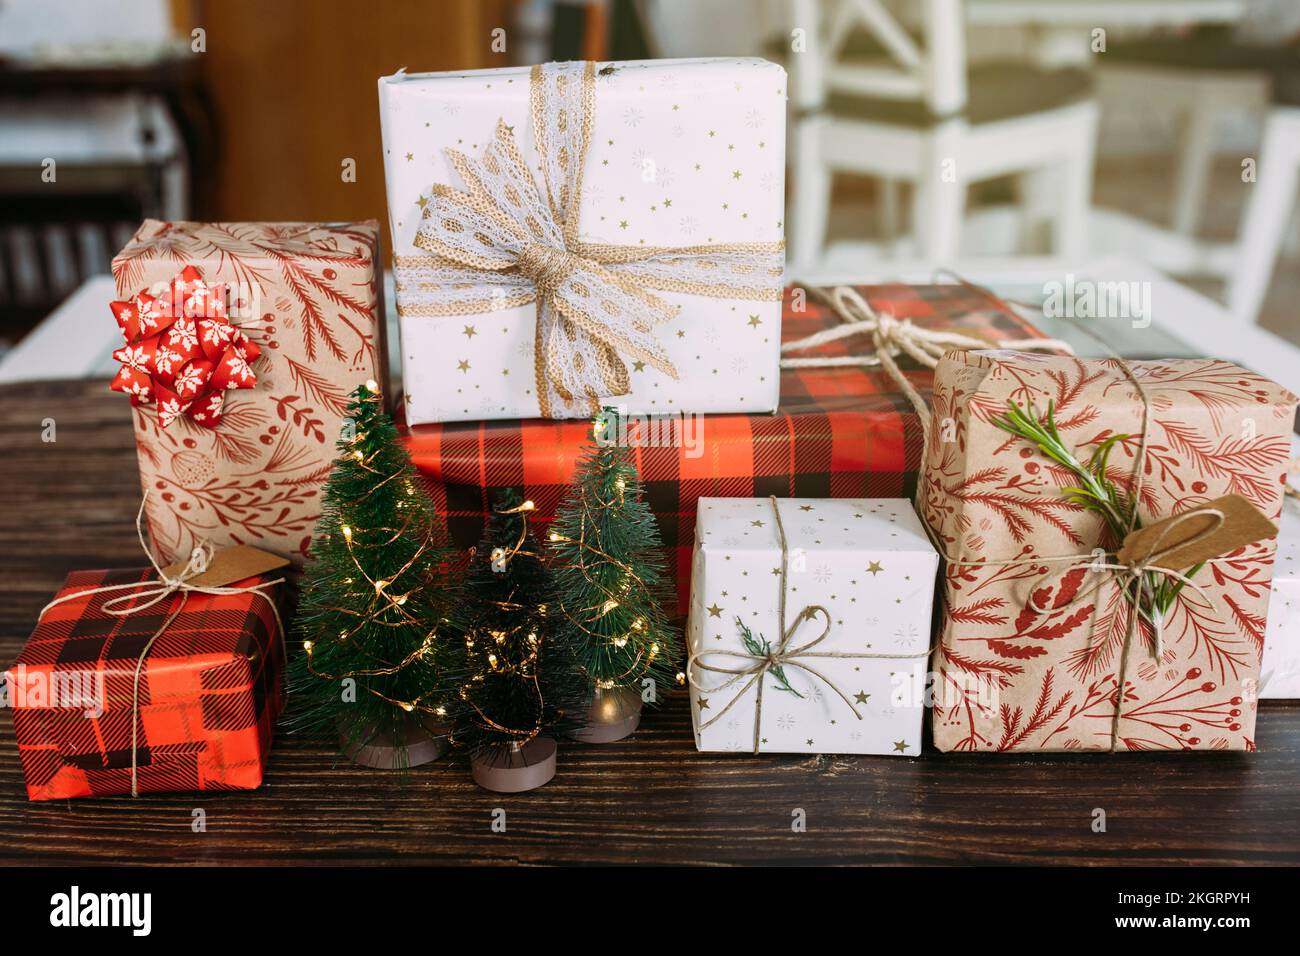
[1262, 500, 1300, 699]
[378, 58, 786, 424]
[686, 498, 939, 755]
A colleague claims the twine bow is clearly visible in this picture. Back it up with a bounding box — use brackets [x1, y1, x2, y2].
[1016, 507, 1229, 747]
[688, 496, 931, 754]
[395, 61, 785, 419]
[781, 285, 1072, 449]
[109, 265, 260, 428]
[38, 497, 284, 796]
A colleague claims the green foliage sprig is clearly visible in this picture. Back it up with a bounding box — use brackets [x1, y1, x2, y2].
[990, 399, 1202, 627]
[735, 616, 802, 697]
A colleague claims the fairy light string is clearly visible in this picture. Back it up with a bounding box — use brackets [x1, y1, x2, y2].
[549, 412, 677, 690]
[456, 497, 550, 745]
[302, 379, 450, 718]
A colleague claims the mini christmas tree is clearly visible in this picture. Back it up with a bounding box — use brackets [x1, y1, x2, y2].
[450, 489, 585, 791]
[288, 380, 460, 768]
[547, 409, 682, 741]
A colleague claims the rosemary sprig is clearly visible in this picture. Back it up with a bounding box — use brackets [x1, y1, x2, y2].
[990, 399, 1203, 627]
[735, 616, 803, 697]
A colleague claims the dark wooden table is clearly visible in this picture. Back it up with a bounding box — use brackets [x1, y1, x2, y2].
[3, 379, 1299, 866]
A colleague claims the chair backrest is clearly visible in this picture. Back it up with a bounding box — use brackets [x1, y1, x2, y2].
[789, 0, 967, 115]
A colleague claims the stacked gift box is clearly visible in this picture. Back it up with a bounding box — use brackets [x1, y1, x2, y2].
[7, 221, 387, 799]
[9, 53, 1300, 802]
[399, 281, 1050, 615]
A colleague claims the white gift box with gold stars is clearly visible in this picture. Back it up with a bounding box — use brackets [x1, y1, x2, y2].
[687, 497, 938, 755]
[378, 58, 786, 424]
[1262, 502, 1300, 699]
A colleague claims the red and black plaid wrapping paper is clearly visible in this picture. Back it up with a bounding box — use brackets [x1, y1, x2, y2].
[6, 569, 283, 800]
[400, 283, 1050, 615]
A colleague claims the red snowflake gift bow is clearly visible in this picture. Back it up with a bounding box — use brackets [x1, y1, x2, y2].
[110, 265, 260, 428]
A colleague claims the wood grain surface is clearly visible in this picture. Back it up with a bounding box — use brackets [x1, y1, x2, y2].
[2, 379, 1298, 866]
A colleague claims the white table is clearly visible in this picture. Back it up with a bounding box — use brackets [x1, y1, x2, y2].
[796, 254, 1300, 397]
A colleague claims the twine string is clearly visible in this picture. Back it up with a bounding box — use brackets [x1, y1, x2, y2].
[780, 285, 1074, 449]
[687, 496, 932, 754]
[37, 495, 284, 796]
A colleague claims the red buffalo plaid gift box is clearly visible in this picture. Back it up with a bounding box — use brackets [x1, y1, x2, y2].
[6, 568, 284, 800]
[402, 283, 1055, 614]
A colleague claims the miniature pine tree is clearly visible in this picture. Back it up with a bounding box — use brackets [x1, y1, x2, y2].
[547, 409, 681, 711]
[449, 489, 586, 756]
[288, 380, 459, 763]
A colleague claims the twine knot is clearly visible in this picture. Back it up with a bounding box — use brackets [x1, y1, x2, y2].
[872, 313, 910, 350]
[516, 242, 590, 294]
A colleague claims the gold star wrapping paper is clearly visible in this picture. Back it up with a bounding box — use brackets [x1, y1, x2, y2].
[687, 498, 939, 755]
[378, 58, 786, 424]
[1262, 500, 1300, 699]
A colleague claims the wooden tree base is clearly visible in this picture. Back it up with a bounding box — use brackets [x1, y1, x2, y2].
[471, 737, 558, 792]
[340, 715, 449, 769]
[571, 686, 643, 743]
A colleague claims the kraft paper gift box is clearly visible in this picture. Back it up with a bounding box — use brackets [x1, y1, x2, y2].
[378, 57, 787, 424]
[110, 220, 386, 567]
[1262, 501, 1300, 699]
[686, 497, 938, 755]
[922, 351, 1297, 752]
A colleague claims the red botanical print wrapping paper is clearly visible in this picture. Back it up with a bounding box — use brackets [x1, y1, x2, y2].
[111, 221, 385, 566]
[923, 350, 1298, 752]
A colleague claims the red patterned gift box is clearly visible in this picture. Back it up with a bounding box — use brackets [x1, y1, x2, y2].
[401, 282, 1052, 614]
[111, 220, 386, 567]
[6, 568, 284, 800]
[923, 350, 1298, 752]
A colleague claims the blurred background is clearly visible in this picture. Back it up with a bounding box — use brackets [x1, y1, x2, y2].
[3, 0, 1300, 388]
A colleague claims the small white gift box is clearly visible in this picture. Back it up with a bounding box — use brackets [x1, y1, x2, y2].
[379, 57, 787, 424]
[686, 497, 938, 755]
[1262, 502, 1300, 699]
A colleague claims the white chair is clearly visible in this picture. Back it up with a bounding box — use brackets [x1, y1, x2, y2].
[784, 0, 1099, 270]
[1096, 29, 1270, 239]
[1226, 99, 1300, 323]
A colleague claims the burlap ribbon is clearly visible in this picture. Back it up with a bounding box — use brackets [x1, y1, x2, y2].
[687, 495, 931, 754]
[394, 61, 785, 419]
[796, 282, 1276, 751]
[38, 497, 284, 796]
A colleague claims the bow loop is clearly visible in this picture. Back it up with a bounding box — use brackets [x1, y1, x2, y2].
[780, 604, 833, 658]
